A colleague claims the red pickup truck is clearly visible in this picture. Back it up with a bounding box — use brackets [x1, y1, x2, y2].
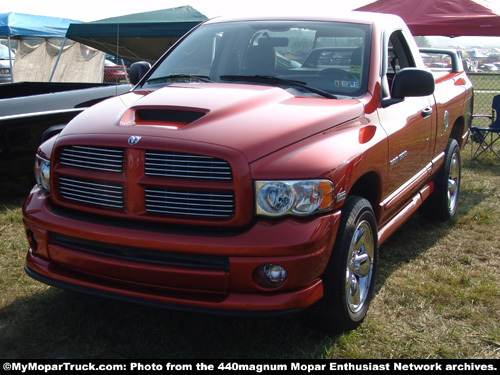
[23, 12, 473, 332]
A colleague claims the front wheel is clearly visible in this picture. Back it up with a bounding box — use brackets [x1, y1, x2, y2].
[315, 196, 378, 333]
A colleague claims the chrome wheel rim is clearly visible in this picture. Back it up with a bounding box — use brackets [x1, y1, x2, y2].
[345, 220, 375, 314]
[447, 152, 460, 214]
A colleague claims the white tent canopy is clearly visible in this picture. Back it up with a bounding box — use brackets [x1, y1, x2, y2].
[1, 12, 104, 83]
[13, 39, 105, 83]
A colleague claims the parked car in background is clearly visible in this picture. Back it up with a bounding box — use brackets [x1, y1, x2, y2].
[0, 44, 15, 83]
[480, 63, 499, 72]
[0, 81, 132, 196]
[104, 60, 129, 83]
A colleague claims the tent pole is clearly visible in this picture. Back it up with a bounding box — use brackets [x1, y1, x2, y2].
[7, 36, 13, 83]
[120, 58, 129, 84]
[49, 37, 67, 82]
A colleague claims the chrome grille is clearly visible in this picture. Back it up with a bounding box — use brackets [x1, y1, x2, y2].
[145, 188, 234, 217]
[55, 145, 237, 221]
[60, 146, 123, 172]
[145, 151, 232, 180]
[58, 177, 124, 209]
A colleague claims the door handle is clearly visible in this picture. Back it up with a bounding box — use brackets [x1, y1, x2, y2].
[422, 107, 433, 118]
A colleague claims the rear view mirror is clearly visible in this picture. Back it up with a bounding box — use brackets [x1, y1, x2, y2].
[258, 37, 289, 47]
[391, 68, 435, 99]
[129, 62, 152, 85]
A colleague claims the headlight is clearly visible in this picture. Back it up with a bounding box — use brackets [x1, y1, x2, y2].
[34, 155, 50, 193]
[255, 180, 334, 217]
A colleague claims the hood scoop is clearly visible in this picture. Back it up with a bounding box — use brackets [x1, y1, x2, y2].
[120, 107, 207, 129]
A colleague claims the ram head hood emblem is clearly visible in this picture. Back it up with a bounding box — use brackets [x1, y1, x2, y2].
[128, 136, 142, 145]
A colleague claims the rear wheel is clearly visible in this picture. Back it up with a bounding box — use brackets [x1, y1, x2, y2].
[422, 138, 461, 221]
[315, 196, 378, 333]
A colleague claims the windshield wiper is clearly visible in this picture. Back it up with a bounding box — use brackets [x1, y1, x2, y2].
[219, 75, 337, 99]
[146, 74, 212, 84]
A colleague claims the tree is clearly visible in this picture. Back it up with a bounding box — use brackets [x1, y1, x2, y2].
[414, 36, 432, 47]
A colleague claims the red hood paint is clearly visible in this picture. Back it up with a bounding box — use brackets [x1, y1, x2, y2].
[60, 82, 364, 162]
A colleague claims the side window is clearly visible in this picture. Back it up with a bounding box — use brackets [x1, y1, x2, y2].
[388, 49, 400, 76]
[388, 31, 416, 74]
[383, 30, 416, 98]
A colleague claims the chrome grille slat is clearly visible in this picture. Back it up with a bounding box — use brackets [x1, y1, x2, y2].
[60, 146, 123, 172]
[145, 188, 234, 217]
[58, 177, 124, 209]
[56, 146, 236, 220]
[145, 151, 232, 180]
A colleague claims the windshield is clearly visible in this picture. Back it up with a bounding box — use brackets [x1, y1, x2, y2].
[142, 20, 371, 98]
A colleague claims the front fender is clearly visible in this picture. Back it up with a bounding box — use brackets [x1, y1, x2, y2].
[250, 117, 387, 211]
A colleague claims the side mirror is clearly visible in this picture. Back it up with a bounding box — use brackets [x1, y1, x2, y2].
[391, 68, 435, 99]
[129, 62, 151, 85]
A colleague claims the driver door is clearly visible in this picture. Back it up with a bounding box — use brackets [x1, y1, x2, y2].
[378, 31, 435, 218]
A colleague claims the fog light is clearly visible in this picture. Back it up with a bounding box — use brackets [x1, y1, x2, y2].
[253, 264, 288, 289]
[26, 230, 38, 252]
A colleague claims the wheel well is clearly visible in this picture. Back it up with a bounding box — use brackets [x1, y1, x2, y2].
[450, 117, 465, 148]
[347, 172, 380, 217]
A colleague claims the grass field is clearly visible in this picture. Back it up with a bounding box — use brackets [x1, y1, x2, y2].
[0, 151, 499, 359]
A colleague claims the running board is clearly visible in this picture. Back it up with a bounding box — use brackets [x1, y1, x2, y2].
[378, 182, 434, 246]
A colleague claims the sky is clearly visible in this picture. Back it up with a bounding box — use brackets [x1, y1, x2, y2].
[2, 0, 500, 48]
[1, 0, 375, 22]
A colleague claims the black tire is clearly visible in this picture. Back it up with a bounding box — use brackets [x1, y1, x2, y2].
[421, 138, 461, 222]
[315, 196, 378, 333]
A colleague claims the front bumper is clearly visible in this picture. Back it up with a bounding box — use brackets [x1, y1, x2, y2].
[23, 186, 341, 314]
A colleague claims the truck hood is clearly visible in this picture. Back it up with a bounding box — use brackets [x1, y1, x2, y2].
[61, 82, 364, 162]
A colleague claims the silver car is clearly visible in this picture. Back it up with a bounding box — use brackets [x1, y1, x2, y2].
[0, 44, 14, 83]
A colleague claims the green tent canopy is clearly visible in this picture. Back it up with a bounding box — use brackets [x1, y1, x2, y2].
[66, 6, 208, 63]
